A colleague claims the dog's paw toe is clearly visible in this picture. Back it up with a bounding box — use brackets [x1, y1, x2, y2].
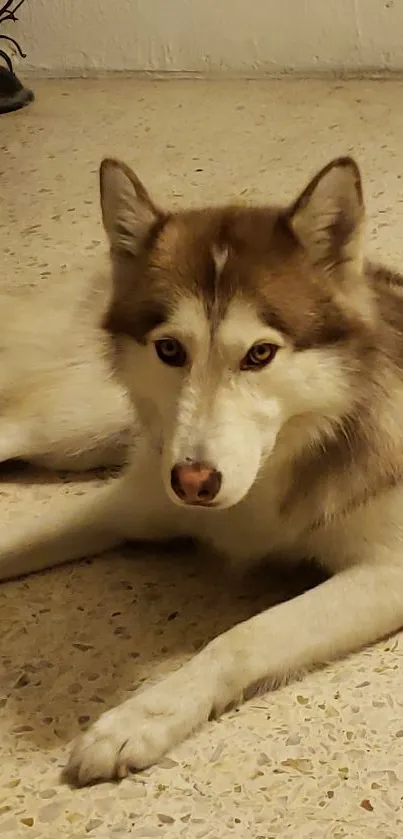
[66, 704, 175, 786]
[67, 730, 125, 786]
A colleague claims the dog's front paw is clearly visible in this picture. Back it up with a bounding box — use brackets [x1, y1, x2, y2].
[67, 703, 173, 786]
[66, 669, 216, 786]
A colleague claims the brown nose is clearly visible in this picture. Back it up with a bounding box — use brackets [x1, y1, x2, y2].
[171, 462, 222, 505]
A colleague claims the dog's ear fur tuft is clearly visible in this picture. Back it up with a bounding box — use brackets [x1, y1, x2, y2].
[100, 158, 163, 256]
[288, 157, 365, 275]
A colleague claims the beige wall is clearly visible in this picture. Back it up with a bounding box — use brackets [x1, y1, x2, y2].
[9, 0, 403, 75]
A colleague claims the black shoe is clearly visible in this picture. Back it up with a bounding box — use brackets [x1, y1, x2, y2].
[0, 65, 34, 114]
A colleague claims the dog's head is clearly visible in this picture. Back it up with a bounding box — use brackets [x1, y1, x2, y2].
[100, 157, 373, 509]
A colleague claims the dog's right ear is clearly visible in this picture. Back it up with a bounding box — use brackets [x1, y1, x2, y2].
[100, 159, 163, 256]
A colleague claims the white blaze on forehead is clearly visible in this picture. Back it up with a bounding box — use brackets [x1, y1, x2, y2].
[217, 299, 286, 354]
[211, 244, 228, 278]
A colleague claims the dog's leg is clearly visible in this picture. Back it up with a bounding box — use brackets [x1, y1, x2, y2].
[0, 439, 173, 581]
[0, 421, 30, 464]
[67, 555, 403, 785]
[0, 480, 126, 581]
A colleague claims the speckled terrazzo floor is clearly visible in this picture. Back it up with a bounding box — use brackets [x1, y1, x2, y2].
[2, 78, 403, 838]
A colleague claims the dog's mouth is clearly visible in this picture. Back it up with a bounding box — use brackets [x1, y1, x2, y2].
[173, 496, 221, 510]
[166, 480, 244, 512]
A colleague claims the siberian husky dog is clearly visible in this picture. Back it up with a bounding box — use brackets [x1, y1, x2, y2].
[3, 155, 403, 787]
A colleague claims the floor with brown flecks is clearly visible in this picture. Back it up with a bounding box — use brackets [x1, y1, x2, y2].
[1, 78, 403, 838]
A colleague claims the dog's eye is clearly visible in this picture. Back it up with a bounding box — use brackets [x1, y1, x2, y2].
[155, 338, 187, 367]
[241, 342, 278, 371]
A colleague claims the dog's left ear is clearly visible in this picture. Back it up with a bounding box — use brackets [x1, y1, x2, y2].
[288, 157, 364, 275]
[100, 158, 163, 256]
